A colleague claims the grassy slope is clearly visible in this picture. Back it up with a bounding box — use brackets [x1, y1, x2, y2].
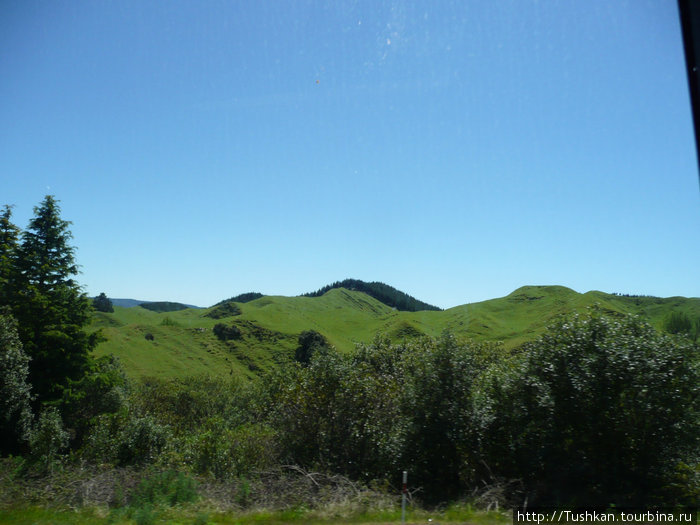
[92, 286, 700, 380]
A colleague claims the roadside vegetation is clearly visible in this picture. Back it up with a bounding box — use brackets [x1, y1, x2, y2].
[1, 197, 699, 523]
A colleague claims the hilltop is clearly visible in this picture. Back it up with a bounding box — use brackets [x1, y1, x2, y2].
[302, 278, 442, 311]
[91, 284, 700, 381]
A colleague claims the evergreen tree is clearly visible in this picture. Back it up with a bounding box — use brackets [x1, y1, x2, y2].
[14, 196, 98, 404]
[92, 292, 114, 313]
[0, 205, 21, 307]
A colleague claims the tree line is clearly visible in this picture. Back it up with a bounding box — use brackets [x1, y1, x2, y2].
[302, 278, 442, 312]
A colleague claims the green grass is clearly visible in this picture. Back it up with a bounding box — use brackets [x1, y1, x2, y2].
[91, 286, 700, 381]
[0, 504, 511, 524]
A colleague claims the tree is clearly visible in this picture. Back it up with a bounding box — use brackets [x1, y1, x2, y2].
[92, 292, 114, 313]
[399, 334, 494, 503]
[0, 205, 21, 307]
[664, 311, 692, 335]
[0, 310, 33, 455]
[294, 330, 329, 365]
[13, 196, 99, 404]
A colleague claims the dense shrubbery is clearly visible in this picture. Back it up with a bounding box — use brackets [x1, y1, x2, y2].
[480, 311, 700, 506]
[213, 322, 242, 341]
[664, 310, 699, 341]
[3, 310, 699, 509]
[293, 329, 330, 365]
[204, 301, 241, 319]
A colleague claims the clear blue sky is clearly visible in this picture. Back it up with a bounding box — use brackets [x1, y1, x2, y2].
[2, 0, 699, 308]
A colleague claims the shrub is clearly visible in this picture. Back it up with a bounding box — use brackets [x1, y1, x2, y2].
[131, 470, 198, 508]
[213, 323, 241, 341]
[294, 329, 329, 365]
[0, 311, 33, 455]
[187, 419, 278, 479]
[664, 311, 693, 335]
[480, 311, 700, 506]
[29, 407, 69, 474]
[117, 415, 170, 466]
[58, 354, 129, 448]
[205, 302, 241, 319]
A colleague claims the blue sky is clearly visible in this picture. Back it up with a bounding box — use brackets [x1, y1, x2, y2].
[2, 0, 698, 308]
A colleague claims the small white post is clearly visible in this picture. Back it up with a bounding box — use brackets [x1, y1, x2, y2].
[401, 470, 408, 524]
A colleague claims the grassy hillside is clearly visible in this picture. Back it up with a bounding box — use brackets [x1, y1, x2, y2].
[92, 285, 700, 380]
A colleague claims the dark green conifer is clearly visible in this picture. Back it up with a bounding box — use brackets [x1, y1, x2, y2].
[0, 205, 21, 307]
[14, 196, 99, 404]
[93, 292, 114, 313]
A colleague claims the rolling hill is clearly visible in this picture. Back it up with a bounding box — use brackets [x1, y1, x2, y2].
[91, 285, 700, 380]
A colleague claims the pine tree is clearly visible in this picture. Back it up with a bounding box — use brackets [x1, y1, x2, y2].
[14, 196, 98, 404]
[0, 205, 21, 307]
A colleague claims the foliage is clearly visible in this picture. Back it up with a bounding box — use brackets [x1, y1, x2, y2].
[663, 310, 699, 341]
[10, 196, 99, 404]
[82, 409, 170, 466]
[266, 334, 500, 503]
[0, 310, 33, 455]
[664, 310, 692, 335]
[116, 415, 170, 466]
[92, 292, 114, 313]
[204, 300, 242, 319]
[29, 406, 69, 474]
[139, 301, 190, 313]
[185, 420, 278, 479]
[215, 292, 264, 304]
[58, 354, 129, 448]
[399, 334, 497, 503]
[132, 376, 251, 432]
[213, 322, 242, 341]
[0, 205, 21, 307]
[130, 469, 199, 508]
[303, 278, 442, 311]
[294, 329, 330, 365]
[479, 311, 700, 506]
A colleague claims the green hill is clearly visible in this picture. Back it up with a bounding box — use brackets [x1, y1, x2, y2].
[302, 278, 442, 311]
[92, 285, 700, 381]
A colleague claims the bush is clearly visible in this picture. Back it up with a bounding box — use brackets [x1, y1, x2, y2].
[664, 311, 693, 335]
[58, 354, 129, 448]
[480, 311, 700, 506]
[0, 311, 33, 455]
[117, 415, 170, 466]
[263, 334, 503, 503]
[186, 419, 278, 479]
[131, 470, 198, 507]
[294, 330, 330, 365]
[205, 302, 241, 319]
[213, 323, 241, 341]
[29, 407, 69, 474]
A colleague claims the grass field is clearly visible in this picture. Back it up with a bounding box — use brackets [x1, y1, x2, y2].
[0, 505, 510, 525]
[92, 285, 700, 380]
